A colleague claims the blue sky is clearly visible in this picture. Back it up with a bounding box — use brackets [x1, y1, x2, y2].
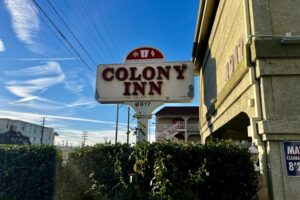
[0, 0, 199, 146]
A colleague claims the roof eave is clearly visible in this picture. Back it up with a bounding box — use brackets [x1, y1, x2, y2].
[192, 0, 220, 74]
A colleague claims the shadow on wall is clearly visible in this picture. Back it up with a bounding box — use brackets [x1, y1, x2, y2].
[211, 112, 251, 141]
[203, 54, 217, 136]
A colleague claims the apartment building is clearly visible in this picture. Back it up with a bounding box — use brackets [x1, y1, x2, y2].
[0, 118, 57, 145]
[155, 106, 200, 142]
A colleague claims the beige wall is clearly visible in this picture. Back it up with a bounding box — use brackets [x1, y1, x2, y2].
[200, 0, 251, 130]
[196, 0, 300, 199]
[249, 0, 300, 36]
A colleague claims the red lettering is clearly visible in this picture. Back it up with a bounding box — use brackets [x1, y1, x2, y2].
[225, 37, 244, 82]
[133, 82, 146, 95]
[143, 67, 155, 80]
[102, 68, 114, 81]
[225, 64, 229, 81]
[129, 67, 141, 81]
[228, 55, 234, 75]
[237, 38, 244, 63]
[148, 81, 162, 95]
[157, 66, 170, 80]
[233, 46, 238, 67]
[174, 64, 187, 79]
[123, 82, 131, 96]
[116, 67, 128, 81]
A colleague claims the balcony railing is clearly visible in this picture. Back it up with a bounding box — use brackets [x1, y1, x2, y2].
[155, 122, 199, 141]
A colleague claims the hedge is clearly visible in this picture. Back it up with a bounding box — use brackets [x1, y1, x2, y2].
[57, 142, 258, 200]
[0, 145, 58, 200]
[0, 142, 257, 199]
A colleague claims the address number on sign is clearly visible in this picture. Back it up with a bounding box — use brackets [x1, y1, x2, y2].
[135, 102, 151, 107]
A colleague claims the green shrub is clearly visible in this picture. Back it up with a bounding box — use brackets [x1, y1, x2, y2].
[56, 143, 134, 200]
[58, 142, 258, 200]
[0, 141, 258, 200]
[0, 145, 58, 200]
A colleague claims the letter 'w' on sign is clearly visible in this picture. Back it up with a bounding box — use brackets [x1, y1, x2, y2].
[141, 50, 149, 58]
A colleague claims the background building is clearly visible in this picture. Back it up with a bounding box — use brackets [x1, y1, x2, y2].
[155, 106, 200, 142]
[192, 0, 300, 199]
[0, 118, 57, 145]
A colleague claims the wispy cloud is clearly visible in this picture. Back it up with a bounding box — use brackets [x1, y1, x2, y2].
[0, 39, 5, 52]
[4, 61, 67, 105]
[3, 61, 93, 110]
[0, 57, 79, 61]
[4, 0, 40, 52]
[0, 109, 126, 129]
[65, 99, 98, 108]
[6, 74, 65, 87]
[5, 85, 43, 98]
[64, 71, 85, 94]
[4, 61, 63, 77]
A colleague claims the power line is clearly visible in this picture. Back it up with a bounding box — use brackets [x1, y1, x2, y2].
[28, 2, 76, 59]
[94, 0, 122, 60]
[54, 0, 116, 63]
[52, 0, 117, 63]
[79, 1, 118, 63]
[31, 0, 95, 74]
[46, 0, 98, 66]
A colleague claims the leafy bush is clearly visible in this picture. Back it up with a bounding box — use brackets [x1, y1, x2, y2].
[57, 142, 258, 200]
[0, 145, 57, 200]
[0, 142, 257, 199]
[55, 143, 135, 200]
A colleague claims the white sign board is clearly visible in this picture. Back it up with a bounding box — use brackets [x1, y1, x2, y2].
[95, 62, 194, 103]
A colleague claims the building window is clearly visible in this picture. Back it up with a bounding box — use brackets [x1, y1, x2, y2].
[22, 127, 25, 131]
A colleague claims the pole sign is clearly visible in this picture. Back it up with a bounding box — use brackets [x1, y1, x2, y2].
[283, 141, 300, 176]
[95, 62, 194, 103]
[95, 46, 195, 142]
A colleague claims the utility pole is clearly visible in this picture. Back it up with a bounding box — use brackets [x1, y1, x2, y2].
[115, 104, 119, 144]
[148, 121, 150, 142]
[127, 106, 130, 144]
[82, 131, 88, 147]
[104, 137, 108, 143]
[41, 117, 46, 145]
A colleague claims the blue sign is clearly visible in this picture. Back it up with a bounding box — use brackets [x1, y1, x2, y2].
[283, 141, 300, 176]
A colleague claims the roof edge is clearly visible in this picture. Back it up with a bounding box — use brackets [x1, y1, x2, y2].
[192, 0, 220, 72]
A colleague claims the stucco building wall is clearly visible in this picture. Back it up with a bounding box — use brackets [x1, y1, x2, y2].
[0, 118, 56, 145]
[193, 0, 300, 199]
